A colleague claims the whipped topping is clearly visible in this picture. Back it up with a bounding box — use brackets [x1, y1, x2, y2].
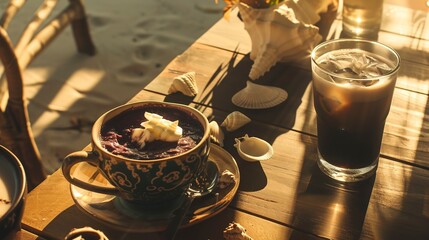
[131, 112, 183, 149]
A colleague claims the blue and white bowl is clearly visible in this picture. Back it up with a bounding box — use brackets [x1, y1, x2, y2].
[0, 145, 27, 237]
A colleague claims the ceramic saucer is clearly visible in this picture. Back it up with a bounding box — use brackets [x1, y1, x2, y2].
[70, 144, 240, 233]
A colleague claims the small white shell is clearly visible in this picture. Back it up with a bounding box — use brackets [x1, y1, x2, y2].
[209, 121, 224, 147]
[65, 226, 109, 240]
[234, 134, 273, 162]
[218, 170, 236, 189]
[223, 222, 253, 240]
[232, 81, 288, 109]
[168, 71, 198, 97]
[221, 111, 251, 132]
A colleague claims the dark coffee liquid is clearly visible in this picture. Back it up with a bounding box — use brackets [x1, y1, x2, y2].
[314, 90, 392, 169]
[100, 105, 204, 160]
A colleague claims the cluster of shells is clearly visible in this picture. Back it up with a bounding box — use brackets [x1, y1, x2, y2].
[210, 112, 274, 162]
[168, 72, 274, 162]
[230, 0, 334, 110]
[209, 111, 251, 147]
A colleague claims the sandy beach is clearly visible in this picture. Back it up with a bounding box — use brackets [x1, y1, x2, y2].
[1, 0, 225, 174]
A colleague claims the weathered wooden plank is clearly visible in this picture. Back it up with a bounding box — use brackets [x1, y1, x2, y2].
[197, 8, 250, 55]
[4, 230, 43, 240]
[382, 3, 429, 40]
[395, 61, 429, 95]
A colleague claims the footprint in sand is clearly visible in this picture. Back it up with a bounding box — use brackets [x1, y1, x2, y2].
[115, 63, 152, 84]
[87, 13, 111, 29]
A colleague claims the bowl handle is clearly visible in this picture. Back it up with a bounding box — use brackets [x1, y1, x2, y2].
[62, 151, 118, 195]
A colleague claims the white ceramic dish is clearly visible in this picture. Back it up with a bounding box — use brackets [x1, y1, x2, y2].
[234, 134, 274, 162]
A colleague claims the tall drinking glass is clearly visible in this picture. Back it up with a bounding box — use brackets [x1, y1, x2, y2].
[311, 39, 400, 182]
[342, 0, 384, 38]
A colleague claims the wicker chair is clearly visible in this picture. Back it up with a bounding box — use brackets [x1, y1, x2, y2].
[0, 0, 96, 190]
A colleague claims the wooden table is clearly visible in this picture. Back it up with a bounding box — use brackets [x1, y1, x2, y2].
[20, 1, 429, 240]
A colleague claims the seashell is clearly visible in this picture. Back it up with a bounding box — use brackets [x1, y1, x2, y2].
[221, 111, 251, 132]
[219, 169, 236, 189]
[65, 226, 109, 240]
[223, 222, 253, 240]
[234, 134, 273, 162]
[232, 81, 288, 109]
[238, 1, 327, 80]
[209, 121, 224, 147]
[168, 71, 198, 97]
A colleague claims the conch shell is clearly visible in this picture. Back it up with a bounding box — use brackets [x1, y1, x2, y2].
[168, 71, 198, 96]
[223, 222, 253, 240]
[209, 121, 225, 147]
[238, 0, 332, 80]
[221, 111, 251, 132]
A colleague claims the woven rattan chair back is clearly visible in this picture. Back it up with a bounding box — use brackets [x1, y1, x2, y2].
[0, 0, 95, 190]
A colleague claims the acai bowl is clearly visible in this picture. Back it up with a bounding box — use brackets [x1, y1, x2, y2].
[63, 101, 210, 205]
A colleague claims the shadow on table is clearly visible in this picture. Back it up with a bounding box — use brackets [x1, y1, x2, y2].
[289, 166, 375, 240]
[40, 204, 237, 240]
[197, 47, 315, 191]
[163, 63, 271, 192]
[39, 205, 163, 240]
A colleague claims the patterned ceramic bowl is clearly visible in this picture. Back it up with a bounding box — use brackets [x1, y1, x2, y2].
[62, 101, 210, 204]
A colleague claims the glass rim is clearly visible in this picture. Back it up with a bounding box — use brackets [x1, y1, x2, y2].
[311, 39, 401, 82]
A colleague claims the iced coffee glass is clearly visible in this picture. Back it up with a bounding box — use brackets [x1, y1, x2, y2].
[311, 39, 400, 182]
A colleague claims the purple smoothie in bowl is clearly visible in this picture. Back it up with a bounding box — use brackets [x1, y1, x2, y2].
[100, 105, 204, 160]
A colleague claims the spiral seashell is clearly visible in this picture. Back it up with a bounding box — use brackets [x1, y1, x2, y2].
[232, 81, 288, 109]
[168, 71, 198, 97]
[221, 111, 251, 132]
[223, 222, 253, 240]
[209, 121, 224, 147]
[238, 1, 326, 80]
